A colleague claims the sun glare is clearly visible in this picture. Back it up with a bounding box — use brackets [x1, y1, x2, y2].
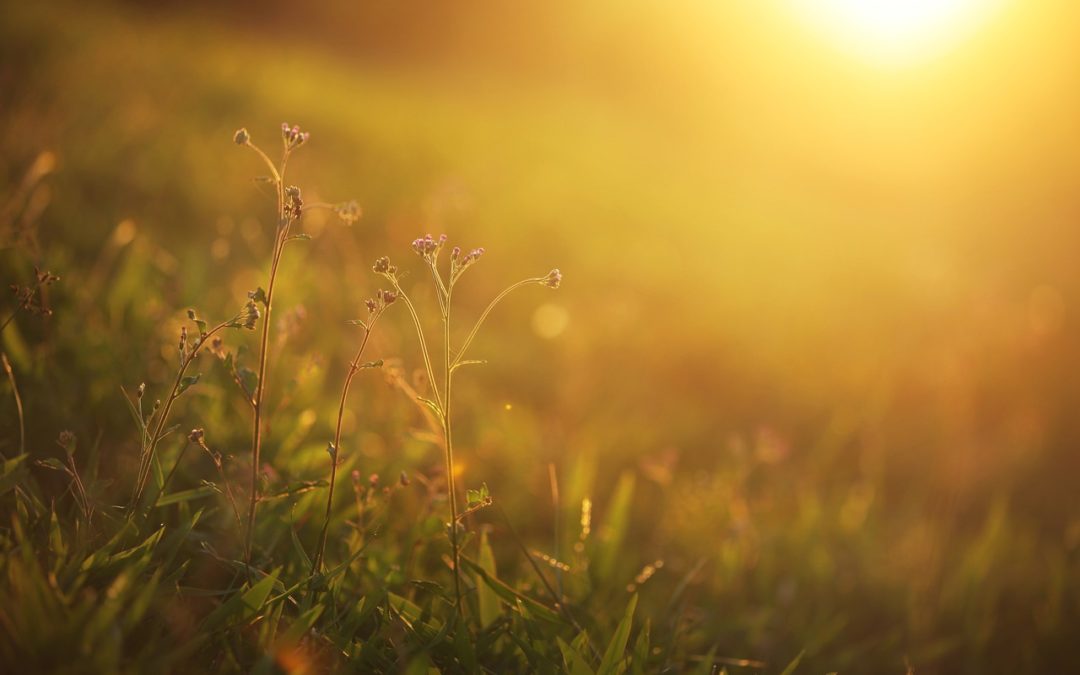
[791, 0, 1004, 63]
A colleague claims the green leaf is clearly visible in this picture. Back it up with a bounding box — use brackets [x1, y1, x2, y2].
[477, 530, 501, 628]
[194, 318, 207, 334]
[277, 605, 323, 646]
[631, 618, 651, 675]
[202, 573, 279, 632]
[359, 359, 383, 369]
[0, 454, 28, 496]
[35, 457, 69, 473]
[778, 650, 806, 675]
[120, 386, 147, 434]
[597, 593, 638, 675]
[558, 637, 596, 675]
[176, 373, 200, 395]
[460, 556, 563, 624]
[596, 471, 636, 578]
[467, 483, 490, 508]
[290, 508, 312, 572]
[156, 485, 219, 507]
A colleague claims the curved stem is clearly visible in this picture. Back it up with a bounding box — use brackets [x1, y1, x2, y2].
[244, 142, 281, 184]
[453, 278, 539, 368]
[392, 285, 443, 412]
[312, 316, 379, 574]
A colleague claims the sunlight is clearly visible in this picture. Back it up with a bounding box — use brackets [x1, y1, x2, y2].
[790, 0, 1004, 63]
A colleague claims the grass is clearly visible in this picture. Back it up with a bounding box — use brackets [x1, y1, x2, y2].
[2, 0, 1080, 673]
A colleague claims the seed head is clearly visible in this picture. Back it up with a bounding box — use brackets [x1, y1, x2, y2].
[57, 430, 76, 451]
[188, 428, 205, 444]
[233, 128, 249, 145]
[541, 268, 562, 289]
[333, 200, 362, 225]
[137, 382, 146, 399]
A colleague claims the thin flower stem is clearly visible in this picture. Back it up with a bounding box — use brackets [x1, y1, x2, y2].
[312, 314, 380, 574]
[453, 278, 539, 368]
[244, 140, 296, 576]
[392, 286, 443, 412]
[129, 322, 229, 512]
[245, 208, 290, 573]
[441, 284, 463, 614]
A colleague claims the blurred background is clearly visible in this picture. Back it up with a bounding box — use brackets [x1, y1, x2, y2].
[2, 0, 1079, 671]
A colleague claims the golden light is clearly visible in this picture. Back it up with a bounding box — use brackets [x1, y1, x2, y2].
[790, 0, 1005, 63]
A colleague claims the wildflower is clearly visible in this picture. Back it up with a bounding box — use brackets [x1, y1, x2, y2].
[380, 289, 397, 305]
[373, 256, 397, 277]
[333, 200, 362, 225]
[231, 300, 261, 330]
[137, 382, 146, 400]
[281, 122, 310, 149]
[233, 128, 249, 145]
[188, 428, 205, 444]
[365, 298, 378, 313]
[368, 473, 380, 487]
[399, 471, 410, 487]
[541, 268, 562, 289]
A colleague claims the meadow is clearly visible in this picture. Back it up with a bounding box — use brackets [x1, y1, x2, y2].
[2, 1, 1079, 673]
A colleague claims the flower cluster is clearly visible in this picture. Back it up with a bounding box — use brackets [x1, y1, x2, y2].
[281, 122, 310, 149]
[333, 200, 362, 225]
[284, 185, 303, 219]
[540, 268, 562, 289]
[364, 289, 398, 314]
[226, 299, 261, 331]
[411, 233, 447, 262]
[9, 267, 60, 317]
[373, 256, 398, 278]
[449, 244, 485, 281]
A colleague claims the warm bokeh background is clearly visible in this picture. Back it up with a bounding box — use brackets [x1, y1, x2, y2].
[3, 0, 1079, 671]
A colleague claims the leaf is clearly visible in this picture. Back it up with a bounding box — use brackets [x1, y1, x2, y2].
[596, 471, 636, 578]
[202, 573, 279, 632]
[467, 483, 490, 508]
[451, 359, 487, 373]
[177, 373, 201, 395]
[156, 485, 219, 507]
[359, 359, 383, 369]
[277, 605, 323, 646]
[35, 457, 69, 473]
[346, 319, 369, 329]
[286, 233, 312, 243]
[477, 530, 501, 628]
[460, 556, 563, 624]
[0, 454, 28, 496]
[417, 396, 442, 418]
[778, 650, 806, 675]
[558, 637, 596, 675]
[194, 318, 207, 335]
[597, 593, 638, 675]
[290, 508, 312, 572]
[631, 618, 651, 675]
[120, 386, 147, 434]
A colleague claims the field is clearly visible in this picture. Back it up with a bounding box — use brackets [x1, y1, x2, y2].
[2, 1, 1079, 673]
